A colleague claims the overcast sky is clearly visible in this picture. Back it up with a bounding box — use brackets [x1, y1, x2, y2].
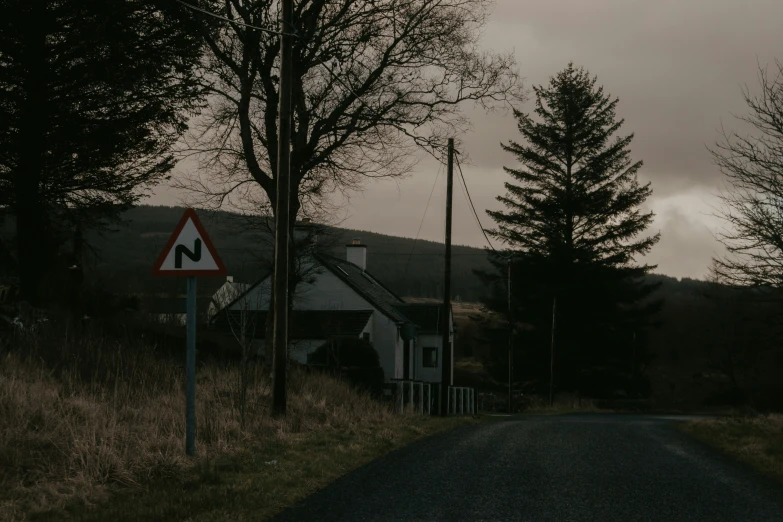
[149, 0, 783, 280]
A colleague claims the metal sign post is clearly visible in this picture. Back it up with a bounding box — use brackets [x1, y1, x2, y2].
[185, 276, 197, 456]
[153, 208, 226, 456]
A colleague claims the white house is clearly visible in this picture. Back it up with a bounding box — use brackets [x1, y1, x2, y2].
[210, 239, 454, 385]
[207, 276, 250, 320]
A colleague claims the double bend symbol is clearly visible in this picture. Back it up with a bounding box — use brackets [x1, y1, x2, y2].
[175, 239, 202, 268]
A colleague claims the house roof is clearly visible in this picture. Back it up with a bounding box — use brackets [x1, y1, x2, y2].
[210, 253, 446, 329]
[211, 309, 373, 339]
[313, 253, 411, 324]
[210, 281, 251, 311]
[217, 272, 271, 312]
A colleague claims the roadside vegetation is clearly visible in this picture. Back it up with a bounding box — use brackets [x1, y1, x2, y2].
[0, 323, 471, 521]
[681, 415, 783, 486]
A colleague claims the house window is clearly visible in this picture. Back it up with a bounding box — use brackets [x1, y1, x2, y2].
[362, 333, 370, 342]
[423, 347, 438, 368]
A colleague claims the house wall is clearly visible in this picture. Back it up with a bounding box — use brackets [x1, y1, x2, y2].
[231, 279, 272, 311]
[414, 334, 441, 383]
[410, 310, 455, 384]
[373, 314, 400, 381]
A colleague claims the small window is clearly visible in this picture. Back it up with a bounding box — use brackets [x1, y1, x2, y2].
[362, 333, 370, 342]
[423, 347, 438, 368]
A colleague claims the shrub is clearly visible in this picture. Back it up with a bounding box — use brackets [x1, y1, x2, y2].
[309, 338, 384, 396]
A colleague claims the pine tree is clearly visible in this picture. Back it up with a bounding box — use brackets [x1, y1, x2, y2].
[0, 0, 205, 304]
[486, 63, 661, 395]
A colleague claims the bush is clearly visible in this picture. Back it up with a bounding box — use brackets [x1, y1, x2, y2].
[309, 337, 380, 367]
[309, 338, 384, 396]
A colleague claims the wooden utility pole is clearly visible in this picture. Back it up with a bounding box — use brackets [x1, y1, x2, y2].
[439, 139, 454, 416]
[507, 261, 513, 413]
[549, 296, 557, 406]
[272, 0, 293, 417]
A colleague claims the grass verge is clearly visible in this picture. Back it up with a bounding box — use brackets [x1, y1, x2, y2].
[42, 414, 471, 521]
[679, 414, 783, 485]
[0, 327, 476, 521]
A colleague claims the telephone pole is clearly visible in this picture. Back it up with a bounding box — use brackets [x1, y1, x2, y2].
[549, 296, 557, 406]
[439, 139, 454, 416]
[272, 0, 293, 417]
[507, 261, 513, 413]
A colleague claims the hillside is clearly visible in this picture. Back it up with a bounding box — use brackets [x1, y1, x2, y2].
[81, 205, 495, 301]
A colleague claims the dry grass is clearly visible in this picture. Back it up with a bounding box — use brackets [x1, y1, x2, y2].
[680, 414, 783, 485]
[520, 392, 600, 415]
[0, 327, 472, 521]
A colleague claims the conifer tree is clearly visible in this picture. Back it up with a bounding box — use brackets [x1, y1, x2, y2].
[0, 0, 205, 303]
[486, 63, 661, 394]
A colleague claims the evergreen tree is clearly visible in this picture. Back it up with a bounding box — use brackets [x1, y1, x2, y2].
[485, 63, 661, 395]
[0, 0, 205, 304]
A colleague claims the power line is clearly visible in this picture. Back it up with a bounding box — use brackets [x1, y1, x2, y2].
[454, 152, 497, 252]
[403, 162, 445, 278]
[176, 0, 295, 37]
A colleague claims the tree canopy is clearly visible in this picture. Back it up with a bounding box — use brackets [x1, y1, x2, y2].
[0, 0, 205, 302]
[483, 63, 660, 394]
[710, 59, 783, 289]
[174, 0, 522, 220]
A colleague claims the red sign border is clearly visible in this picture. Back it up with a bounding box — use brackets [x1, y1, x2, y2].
[152, 208, 227, 277]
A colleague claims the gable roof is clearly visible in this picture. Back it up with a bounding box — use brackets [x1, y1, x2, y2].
[210, 281, 251, 311]
[314, 253, 411, 324]
[211, 309, 373, 339]
[215, 271, 271, 314]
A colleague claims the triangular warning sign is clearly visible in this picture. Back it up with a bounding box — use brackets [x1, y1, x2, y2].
[153, 208, 227, 277]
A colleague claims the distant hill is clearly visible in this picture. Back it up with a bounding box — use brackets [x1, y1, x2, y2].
[83, 205, 497, 302]
[2, 204, 706, 303]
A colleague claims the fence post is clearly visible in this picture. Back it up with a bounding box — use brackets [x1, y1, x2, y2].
[397, 381, 403, 413]
[409, 381, 414, 413]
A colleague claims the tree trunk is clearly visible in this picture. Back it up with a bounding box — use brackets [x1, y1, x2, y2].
[15, 3, 48, 305]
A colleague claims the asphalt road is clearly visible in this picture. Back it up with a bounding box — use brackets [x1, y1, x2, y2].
[272, 414, 783, 522]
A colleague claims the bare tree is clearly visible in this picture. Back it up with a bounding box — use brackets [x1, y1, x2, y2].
[710, 59, 783, 288]
[171, 0, 522, 219]
[223, 275, 265, 428]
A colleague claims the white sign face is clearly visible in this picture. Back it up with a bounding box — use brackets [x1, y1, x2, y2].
[153, 209, 226, 276]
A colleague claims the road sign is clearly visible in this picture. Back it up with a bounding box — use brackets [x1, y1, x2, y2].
[153, 208, 226, 277]
[152, 208, 226, 457]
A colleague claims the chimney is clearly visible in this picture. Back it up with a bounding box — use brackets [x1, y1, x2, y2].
[346, 238, 367, 271]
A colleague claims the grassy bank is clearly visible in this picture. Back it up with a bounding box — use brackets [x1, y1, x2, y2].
[680, 415, 783, 485]
[0, 329, 473, 521]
